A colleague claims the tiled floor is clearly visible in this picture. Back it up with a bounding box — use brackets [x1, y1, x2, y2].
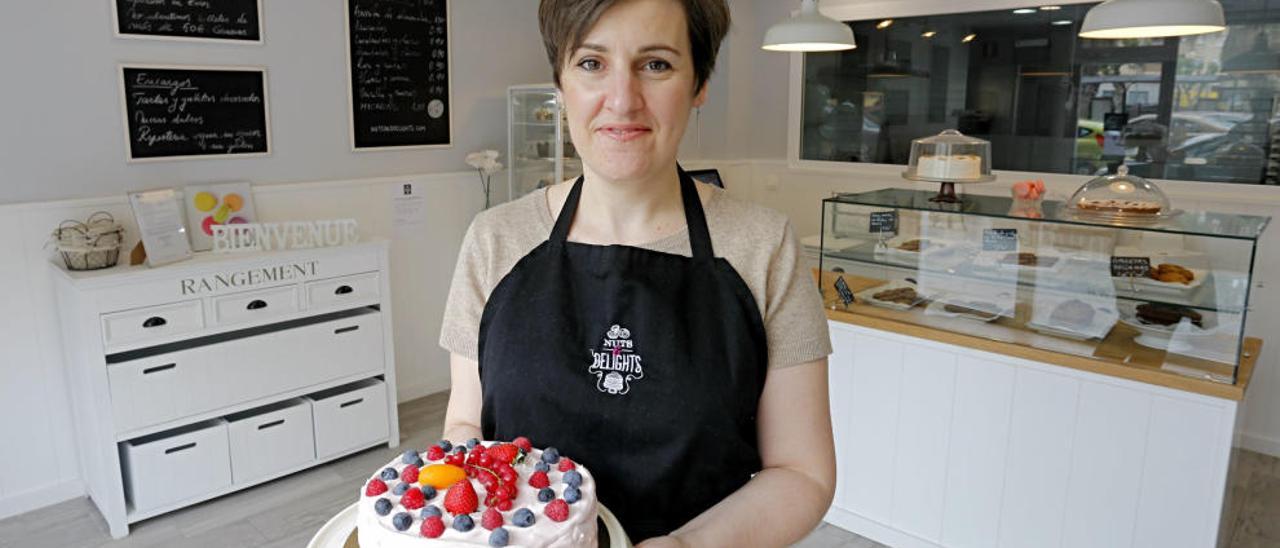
[0, 392, 1275, 547]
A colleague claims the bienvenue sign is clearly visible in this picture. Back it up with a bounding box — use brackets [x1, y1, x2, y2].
[212, 219, 360, 253]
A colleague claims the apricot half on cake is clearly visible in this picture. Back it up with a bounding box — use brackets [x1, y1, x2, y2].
[419, 464, 467, 489]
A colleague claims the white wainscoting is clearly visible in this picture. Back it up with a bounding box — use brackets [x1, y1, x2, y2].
[826, 321, 1238, 548]
[0, 171, 485, 519]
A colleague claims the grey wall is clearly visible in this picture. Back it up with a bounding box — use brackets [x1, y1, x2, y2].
[0, 1, 551, 205]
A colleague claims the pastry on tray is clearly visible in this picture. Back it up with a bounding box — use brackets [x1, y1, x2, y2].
[1000, 252, 1058, 268]
[1076, 199, 1163, 215]
[943, 301, 1001, 320]
[1049, 299, 1095, 327]
[871, 287, 919, 306]
[1135, 302, 1203, 328]
[896, 239, 933, 253]
[1147, 263, 1195, 285]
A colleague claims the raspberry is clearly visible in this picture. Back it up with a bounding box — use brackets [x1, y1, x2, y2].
[400, 488, 425, 510]
[481, 507, 504, 530]
[365, 478, 388, 496]
[545, 499, 569, 522]
[421, 516, 445, 538]
[558, 458, 576, 472]
[528, 471, 550, 489]
[512, 436, 533, 453]
[401, 464, 420, 484]
[427, 446, 445, 461]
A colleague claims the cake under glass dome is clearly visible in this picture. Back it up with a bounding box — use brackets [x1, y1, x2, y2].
[1064, 165, 1175, 223]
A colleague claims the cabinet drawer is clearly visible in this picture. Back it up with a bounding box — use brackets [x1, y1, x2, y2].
[120, 420, 231, 514]
[227, 399, 315, 485]
[109, 311, 385, 434]
[306, 273, 380, 309]
[308, 379, 389, 459]
[102, 300, 204, 348]
[212, 286, 299, 326]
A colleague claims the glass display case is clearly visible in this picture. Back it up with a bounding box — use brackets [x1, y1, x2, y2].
[508, 84, 582, 200]
[819, 188, 1270, 385]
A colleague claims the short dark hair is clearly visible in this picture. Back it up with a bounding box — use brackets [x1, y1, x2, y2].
[538, 0, 730, 93]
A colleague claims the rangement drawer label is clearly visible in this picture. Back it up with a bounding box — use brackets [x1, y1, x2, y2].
[180, 260, 318, 295]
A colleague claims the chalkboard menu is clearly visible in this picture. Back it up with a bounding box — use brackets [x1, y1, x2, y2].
[1111, 256, 1152, 277]
[869, 211, 898, 234]
[113, 0, 262, 43]
[347, 0, 451, 149]
[982, 228, 1018, 251]
[120, 65, 271, 161]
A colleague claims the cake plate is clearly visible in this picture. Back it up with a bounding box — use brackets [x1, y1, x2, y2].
[901, 173, 997, 204]
[307, 502, 632, 548]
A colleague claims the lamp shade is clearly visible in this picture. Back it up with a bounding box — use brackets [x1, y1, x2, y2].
[762, 0, 856, 52]
[1079, 0, 1224, 39]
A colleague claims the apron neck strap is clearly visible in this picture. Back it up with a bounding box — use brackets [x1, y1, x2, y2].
[549, 167, 715, 261]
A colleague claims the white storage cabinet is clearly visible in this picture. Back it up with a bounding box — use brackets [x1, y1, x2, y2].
[52, 241, 400, 538]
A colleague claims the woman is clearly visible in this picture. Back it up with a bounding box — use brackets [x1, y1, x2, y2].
[439, 0, 835, 545]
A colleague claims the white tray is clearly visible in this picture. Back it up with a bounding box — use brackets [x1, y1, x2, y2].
[855, 281, 929, 311]
[926, 298, 1011, 322]
[308, 502, 632, 548]
[1116, 301, 1216, 350]
[873, 237, 951, 265]
[1027, 296, 1119, 341]
[1113, 267, 1206, 297]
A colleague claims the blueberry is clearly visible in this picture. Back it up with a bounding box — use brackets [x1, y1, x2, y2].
[392, 482, 411, 496]
[564, 486, 581, 504]
[392, 512, 413, 531]
[401, 450, 419, 464]
[420, 485, 437, 500]
[537, 487, 555, 502]
[535, 461, 550, 473]
[421, 505, 442, 519]
[512, 508, 536, 527]
[562, 470, 582, 487]
[410, 457, 425, 468]
[541, 447, 560, 464]
[453, 514, 475, 532]
[467, 438, 481, 449]
[453, 446, 467, 455]
[374, 498, 393, 516]
[437, 439, 453, 452]
[489, 527, 510, 546]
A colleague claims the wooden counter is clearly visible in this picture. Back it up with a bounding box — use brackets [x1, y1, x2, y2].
[817, 270, 1261, 401]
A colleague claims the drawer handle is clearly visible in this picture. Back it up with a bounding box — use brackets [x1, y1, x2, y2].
[142, 316, 167, 328]
[335, 285, 354, 295]
[247, 299, 269, 310]
[340, 398, 364, 408]
[257, 419, 285, 430]
[143, 363, 176, 375]
[164, 442, 196, 455]
[335, 325, 360, 335]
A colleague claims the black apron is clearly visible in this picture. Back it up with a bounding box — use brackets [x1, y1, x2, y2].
[477, 168, 769, 541]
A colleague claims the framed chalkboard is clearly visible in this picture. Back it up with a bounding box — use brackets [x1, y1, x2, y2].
[346, 0, 452, 150]
[119, 65, 272, 162]
[112, 0, 263, 44]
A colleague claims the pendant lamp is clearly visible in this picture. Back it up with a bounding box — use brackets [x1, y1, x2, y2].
[1079, 0, 1225, 39]
[762, 0, 856, 52]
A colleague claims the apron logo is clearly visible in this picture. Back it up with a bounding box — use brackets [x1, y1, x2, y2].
[588, 325, 644, 395]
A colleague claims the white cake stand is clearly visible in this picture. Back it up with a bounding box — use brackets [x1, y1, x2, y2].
[308, 502, 632, 548]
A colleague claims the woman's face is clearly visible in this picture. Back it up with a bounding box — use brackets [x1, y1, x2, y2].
[559, 0, 707, 184]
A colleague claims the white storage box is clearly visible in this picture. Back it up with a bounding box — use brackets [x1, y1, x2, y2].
[212, 285, 299, 327]
[308, 379, 390, 459]
[120, 420, 231, 514]
[102, 300, 204, 349]
[227, 399, 315, 485]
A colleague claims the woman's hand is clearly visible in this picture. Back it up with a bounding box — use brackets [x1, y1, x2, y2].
[635, 535, 688, 548]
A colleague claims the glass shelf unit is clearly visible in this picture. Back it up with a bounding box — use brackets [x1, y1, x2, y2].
[508, 85, 582, 200]
[819, 188, 1270, 385]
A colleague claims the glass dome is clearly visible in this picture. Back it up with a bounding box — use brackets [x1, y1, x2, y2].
[1064, 165, 1173, 221]
[903, 129, 994, 183]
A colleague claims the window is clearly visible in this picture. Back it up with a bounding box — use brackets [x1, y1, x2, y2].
[800, 2, 1280, 185]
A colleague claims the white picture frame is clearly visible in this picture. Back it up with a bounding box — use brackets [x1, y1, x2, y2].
[183, 181, 258, 252]
[128, 188, 193, 267]
[110, 0, 265, 45]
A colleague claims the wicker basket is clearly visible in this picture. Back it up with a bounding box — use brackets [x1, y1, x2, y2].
[52, 212, 125, 271]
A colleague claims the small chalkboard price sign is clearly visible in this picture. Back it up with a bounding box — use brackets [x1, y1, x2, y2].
[869, 211, 898, 234]
[1111, 256, 1152, 277]
[120, 65, 271, 162]
[982, 228, 1018, 251]
[113, 0, 263, 44]
[834, 276, 856, 306]
[346, 0, 452, 150]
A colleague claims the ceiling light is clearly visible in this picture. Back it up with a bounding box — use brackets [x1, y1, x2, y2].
[762, 0, 857, 52]
[1079, 0, 1225, 39]
[922, 31, 937, 38]
[962, 33, 977, 43]
[1013, 8, 1037, 14]
[877, 19, 894, 29]
[1040, 5, 1062, 10]
[1051, 20, 1074, 26]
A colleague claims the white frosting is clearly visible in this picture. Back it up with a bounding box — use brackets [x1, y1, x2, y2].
[915, 154, 983, 180]
[357, 443, 598, 548]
